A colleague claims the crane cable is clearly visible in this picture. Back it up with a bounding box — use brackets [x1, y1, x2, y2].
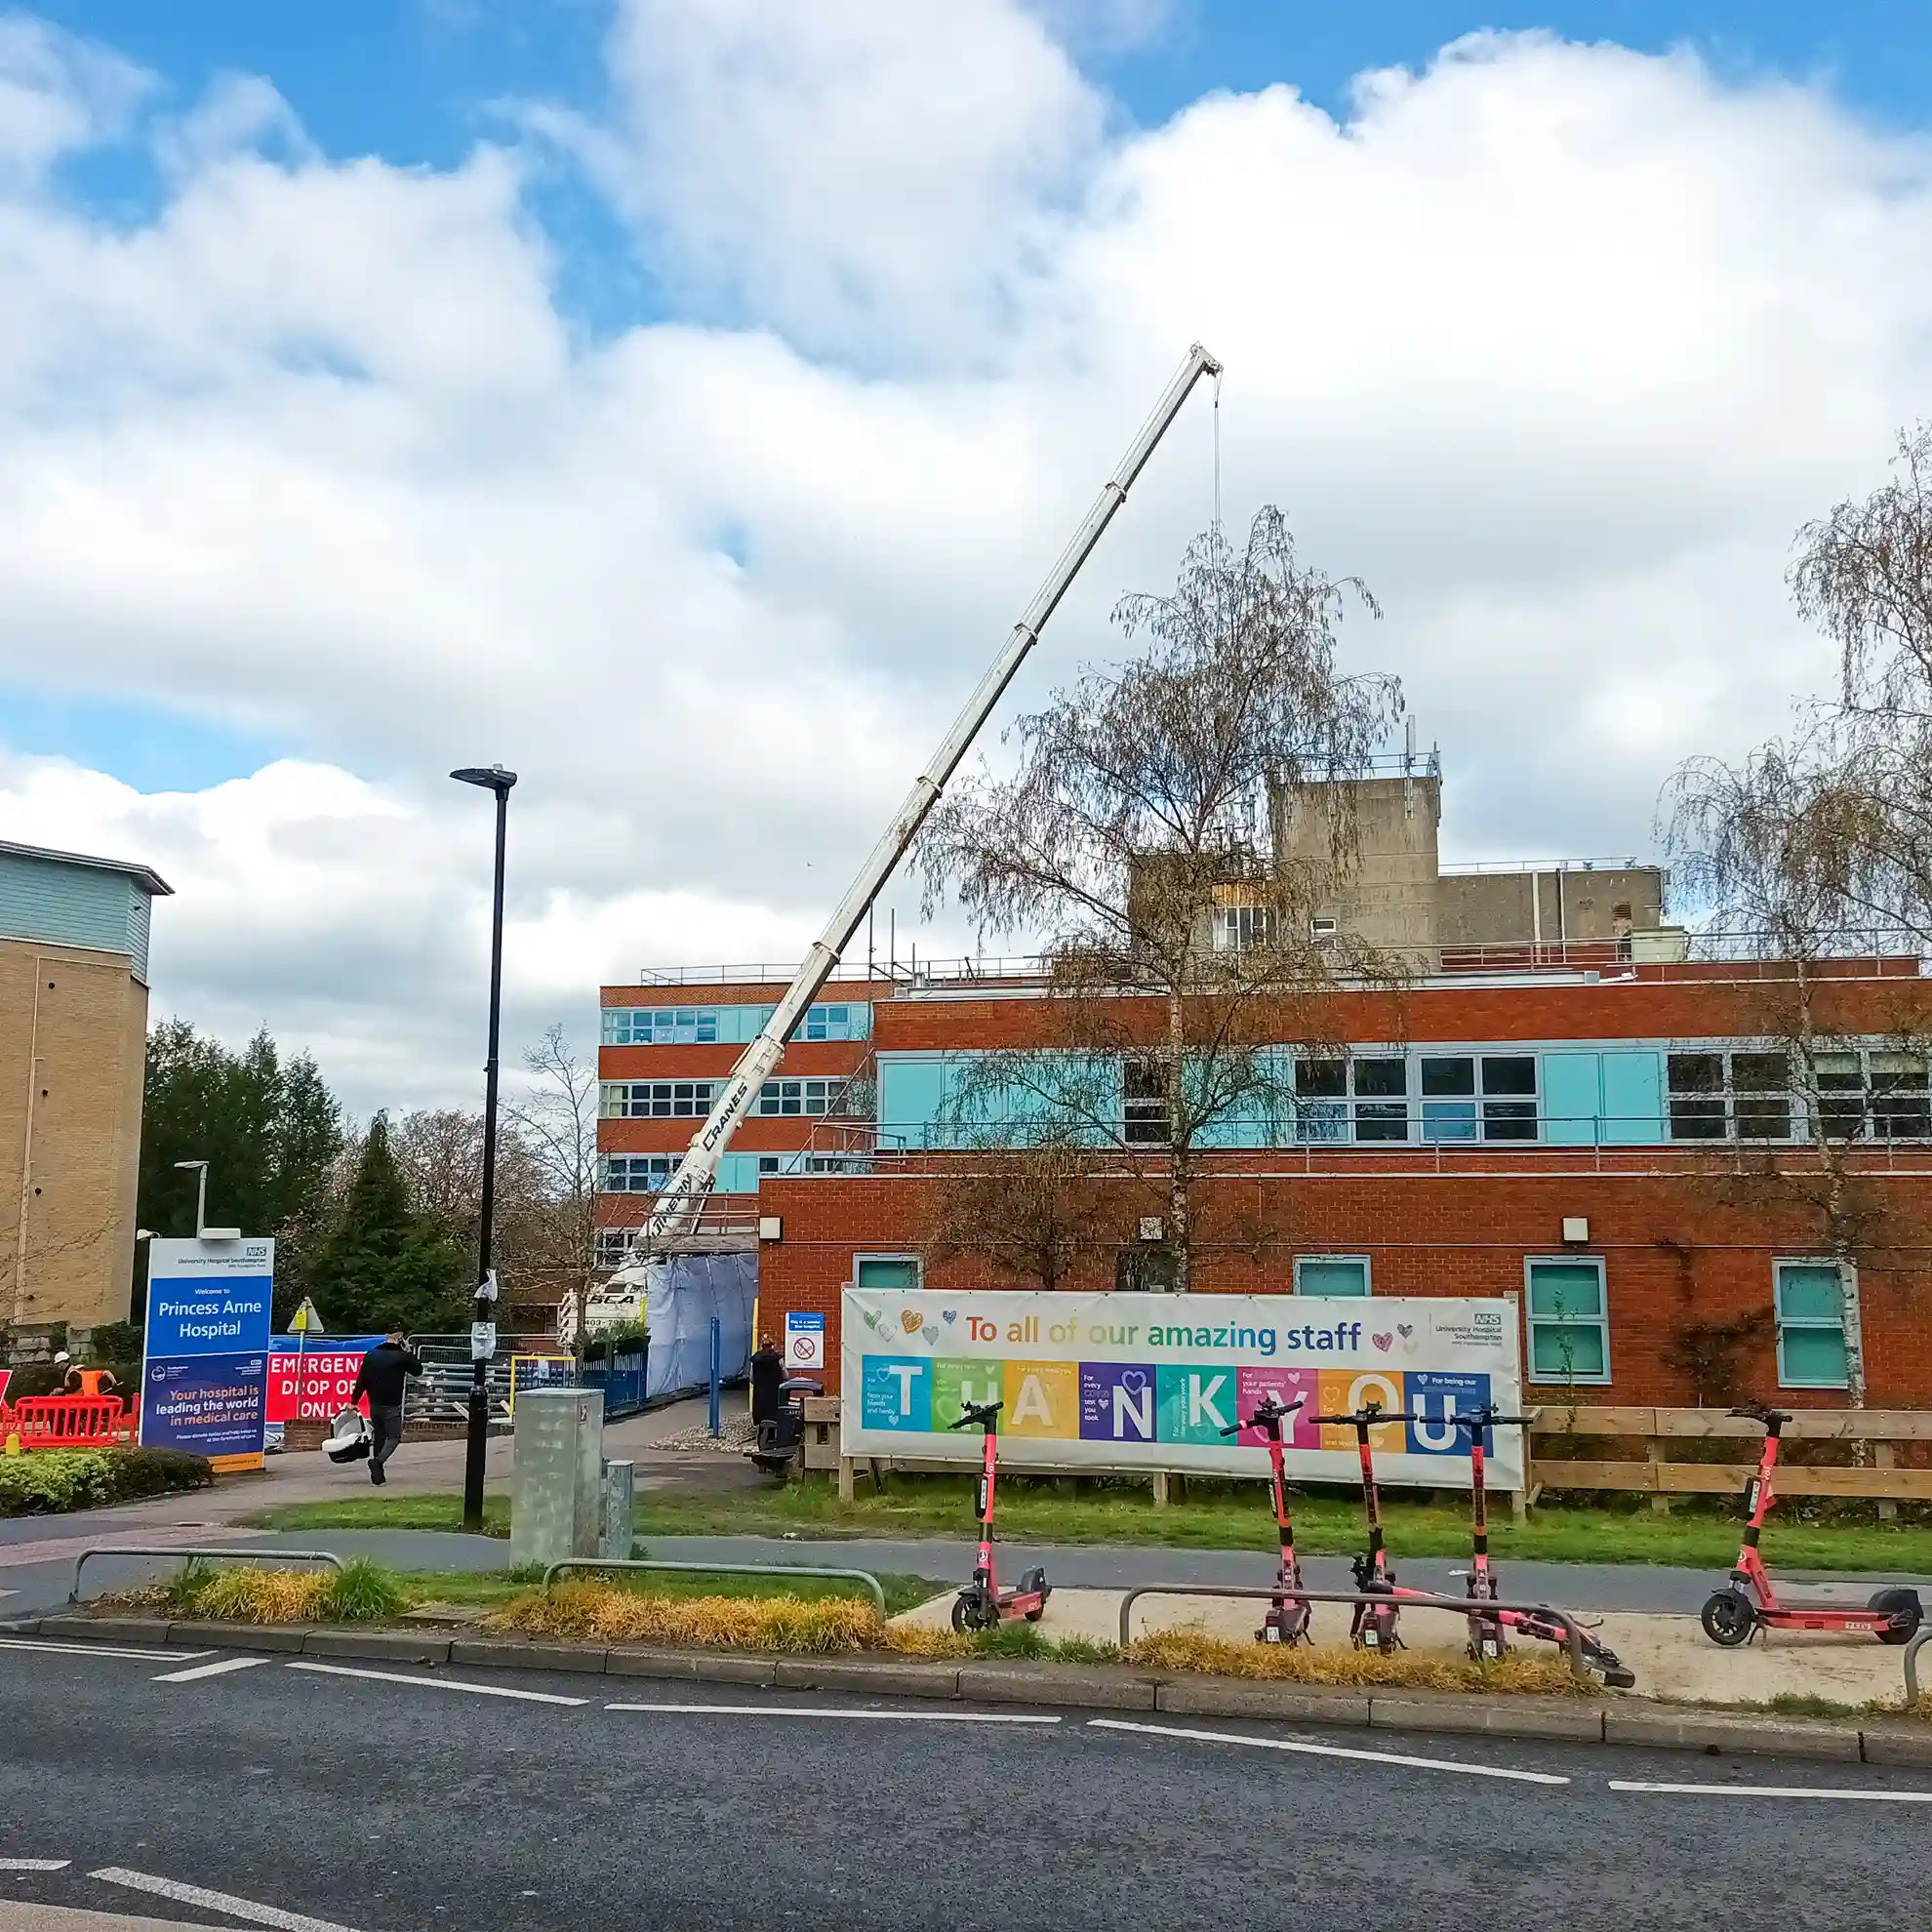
[1212, 363, 1223, 541]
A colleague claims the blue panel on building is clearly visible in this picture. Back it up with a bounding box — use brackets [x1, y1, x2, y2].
[1599, 1051, 1665, 1145]
[1542, 1052, 1601, 1146]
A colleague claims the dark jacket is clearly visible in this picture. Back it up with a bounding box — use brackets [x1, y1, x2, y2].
[352, 1341, 423, 1410]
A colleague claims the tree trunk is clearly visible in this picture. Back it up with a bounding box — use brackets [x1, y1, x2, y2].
[1167, 989, 1191, 1293]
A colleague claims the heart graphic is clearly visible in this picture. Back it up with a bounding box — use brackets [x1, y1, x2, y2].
[863, 1310, 884, 1334]
[1396, 1324, 1415, 1340]
[943, 1309, 956, 1324]
[1120, 1369, 1147, 1394]
[899, 1309, 923, 1335]
[922, 1324, 941, 1345]
[1372, 1332, 1394, 1352]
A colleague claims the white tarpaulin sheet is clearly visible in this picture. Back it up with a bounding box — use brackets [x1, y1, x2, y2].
[840, 1290, 1525, 1488]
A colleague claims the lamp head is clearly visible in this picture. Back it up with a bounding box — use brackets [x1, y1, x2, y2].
[452, 765, 518, 793]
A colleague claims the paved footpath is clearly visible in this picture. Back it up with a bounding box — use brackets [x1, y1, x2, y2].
[0, 1631, 1928, 1930]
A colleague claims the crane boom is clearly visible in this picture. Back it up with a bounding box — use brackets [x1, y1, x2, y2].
[623, 342, 1223, 1267]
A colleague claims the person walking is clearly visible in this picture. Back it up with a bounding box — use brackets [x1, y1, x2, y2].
[349, 1332, 423, 1486]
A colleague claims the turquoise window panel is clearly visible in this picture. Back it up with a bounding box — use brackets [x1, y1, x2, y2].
[1296, 1257, 1371, 1297]
[1776, 1261, 1851, 1390]
[717, 1004, 776, 1044]
[878, 1054, 951, 1148]
[1542, 1052, 1602, 1146]
[1599, 1051, 1664, 1145]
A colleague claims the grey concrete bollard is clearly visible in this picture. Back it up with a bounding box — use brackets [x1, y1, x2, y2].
[599, 1459, 635, 1560]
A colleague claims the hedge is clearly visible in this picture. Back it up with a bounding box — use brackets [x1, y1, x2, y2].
[0, 1447, 214, 1516]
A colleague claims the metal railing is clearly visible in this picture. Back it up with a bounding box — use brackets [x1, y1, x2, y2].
[634, 933, 1928, 990]
[1904, 1627, 1929, 1705]
[542, 1556, 887, 1615]
[1113, 1583, 1591, 1678]
[72, 1546, 345, 1605]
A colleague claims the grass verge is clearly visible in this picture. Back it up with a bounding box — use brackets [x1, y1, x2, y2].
[112, 1560, 943, 1623]
[252, 1477, 1932, 1573]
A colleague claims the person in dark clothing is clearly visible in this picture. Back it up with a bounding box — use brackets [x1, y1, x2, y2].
[349, 1332, 423, 1485]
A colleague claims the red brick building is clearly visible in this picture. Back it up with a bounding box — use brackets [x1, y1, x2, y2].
[598, 777, 1931, 1407]
[598, 946, 1932, 1410]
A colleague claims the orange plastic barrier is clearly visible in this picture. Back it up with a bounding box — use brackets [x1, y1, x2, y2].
[0, 1393, 133, 1449]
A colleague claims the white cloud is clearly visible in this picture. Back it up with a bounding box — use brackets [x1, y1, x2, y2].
[1, 16, 1931, 1109]
[571, 0, 1107, 358]
[0, 13, 149, 183]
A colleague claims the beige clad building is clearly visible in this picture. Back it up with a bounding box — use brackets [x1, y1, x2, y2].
[0, 840, 171, 1341]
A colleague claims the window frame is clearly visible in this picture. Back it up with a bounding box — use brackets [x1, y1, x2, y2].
[601, 1079, 718, 1119]
[1293, 1254, 1373, 1297]
[1522, 1255, 1612, 1387]
[1773, 1257, 1853, 1391]
[602, 1006, 719, 1046]
[854, 1252, 923, 1290]
[598, 1153, 679, 1193]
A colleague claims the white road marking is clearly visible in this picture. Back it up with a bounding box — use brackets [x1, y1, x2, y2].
[604, 1702, 1063, 1723]
[1611, 1779, 1932, 1804]
[0, 1638, 204, 1663]
[91, 1866, 362, 1932]
[1088, 1717, 1571, 1786]
[152, 1655, 269, 1684]
[0, 1859, 70, 1872]
[286, 1661, 588, 1706]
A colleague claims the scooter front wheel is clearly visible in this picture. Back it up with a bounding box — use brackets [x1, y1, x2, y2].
[952, 1588, 999, 1633]
[1701, 1590, 1755, 1647]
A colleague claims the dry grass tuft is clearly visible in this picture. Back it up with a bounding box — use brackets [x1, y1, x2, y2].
[186, 1567, 331, 1625]
[881, 1625, 976, 1661]
[1123, 1625, 1590, 1695]
[488, 1581, 887, 1653]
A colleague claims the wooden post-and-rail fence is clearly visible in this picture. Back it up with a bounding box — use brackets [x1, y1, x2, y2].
[797, 1398, 1932, 1517]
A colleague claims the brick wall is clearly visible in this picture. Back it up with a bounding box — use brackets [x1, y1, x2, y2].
[752, 1160, 1932, 1407]
[0, 938, 147, 1332]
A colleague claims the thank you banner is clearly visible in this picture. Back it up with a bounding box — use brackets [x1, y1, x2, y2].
[841, 1290, 1525, 1489]
[141, 1237, 273, 1471]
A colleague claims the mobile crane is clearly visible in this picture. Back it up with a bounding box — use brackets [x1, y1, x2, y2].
[609, 342, 1223, 1279]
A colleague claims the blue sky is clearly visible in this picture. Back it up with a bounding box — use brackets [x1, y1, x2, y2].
[36, 0, 1932, 164]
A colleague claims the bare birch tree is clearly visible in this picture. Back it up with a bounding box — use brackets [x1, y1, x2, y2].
[917, 507, 1403, 1291]
[503, 1026, 601, 1357]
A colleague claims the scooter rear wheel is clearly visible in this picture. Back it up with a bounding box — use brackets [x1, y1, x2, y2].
[1870, 1588, 1923, 1644]
[1701, 1590, 1755, 1647]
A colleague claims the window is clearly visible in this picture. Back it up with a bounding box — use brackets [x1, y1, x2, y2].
[1351, 1057, 1408, 1142]
[1420, 1057, 1477, 1142]
[600, 1154, 678, 1192]
[855, 1254, 921, 1289]
[1481, 1055, 1538, 1141]
[1525, 1257, 1611, 1384]
[602, 1007, 718, 1045]
[1872, 1053, 1931, 1141]
[1213, 903, 1277, 952]
[1733, 1053, 1791, 1140]
[758, 1153, 871, 1176]
[755, 1077, 850, 1116]
[1668, 1049, 1793, 1143]
[1293, 1058, 1347, 1143]
[1668, 1052, 1727, 1140]
[600, 1080, 716, 1118]
[1310, 916, 1339, 941]
[1123, 1057, 1168, 1145]
[593, 1227, 635, 1268]
[1775, 1260, 1851, 1389]
[803, 1003, 864, 1041]
[1295, 1255, 1371, 1297]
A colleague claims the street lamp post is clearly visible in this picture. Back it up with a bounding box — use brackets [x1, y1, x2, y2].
[452, 763, 517, 1535]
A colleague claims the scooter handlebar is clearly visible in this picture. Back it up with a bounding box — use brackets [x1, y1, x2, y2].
[1728, 1401, 1791, 1425]
[1224, 1394, 1308, 1436]
[950, 1400, 1004, 1429]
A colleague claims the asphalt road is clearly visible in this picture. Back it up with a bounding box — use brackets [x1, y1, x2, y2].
[0, 1633, 1928, 1931]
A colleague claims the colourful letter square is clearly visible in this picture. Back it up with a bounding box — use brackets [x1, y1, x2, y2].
[861, 1355, 932, 1433]
[1156, 1362, 1240, 1445]
[1406, 1370, 1492, 1455]
[1233, 1365, 1320, 1447]
[931, 1357, 1004, 1432]
[1079, 1363, 1157, 1443]
[1316, 1368, 1407, 1452]
[1001, 1359, 1078, 1439]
